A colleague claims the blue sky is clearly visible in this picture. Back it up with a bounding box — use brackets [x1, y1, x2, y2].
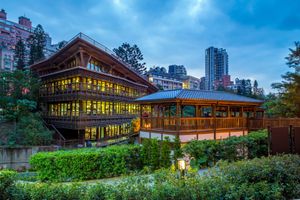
[3, 0, 300, 92]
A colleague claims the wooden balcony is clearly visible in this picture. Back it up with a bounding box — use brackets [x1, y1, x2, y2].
[39, 83, 143, 102]
[44, 113, 137, 129]
[141, 117, 248, 133]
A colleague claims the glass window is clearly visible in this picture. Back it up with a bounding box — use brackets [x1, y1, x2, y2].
[182, 105, 196, 117]
[201, 107, 212, 117]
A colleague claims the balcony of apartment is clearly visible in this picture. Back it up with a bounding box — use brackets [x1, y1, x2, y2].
[39, 82, 143, 102]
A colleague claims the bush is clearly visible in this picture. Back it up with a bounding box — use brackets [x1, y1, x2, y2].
[183, 130, 268, 168]
[11, 183, 85, 200]
[7, 155, 300, 199]
[0, 170, 17, 200]
[30, 145, 144, 181]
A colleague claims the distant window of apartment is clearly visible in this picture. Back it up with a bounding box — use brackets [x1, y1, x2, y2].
[4, 54, 12, 69]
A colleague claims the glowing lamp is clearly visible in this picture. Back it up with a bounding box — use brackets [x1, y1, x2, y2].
[177, 158, 186, 171]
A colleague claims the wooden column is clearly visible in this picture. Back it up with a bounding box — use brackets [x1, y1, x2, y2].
[241, 106, 245, 135]
[213, 104, 216, 140]
[140, 104, 143, 129]
[176, 101, 181, 135]
[79, 48, 85, 67]
[227, 106, 231, 118]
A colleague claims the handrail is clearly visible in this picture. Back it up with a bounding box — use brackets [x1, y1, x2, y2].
[141, 117, 248, 131]
[50, 124, 66, 141]
[39, 82, 143, 98]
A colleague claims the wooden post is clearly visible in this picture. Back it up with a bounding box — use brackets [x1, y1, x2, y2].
[227, 106, 230, 118]
[140, 104, 143, 129]
[267, 126, 271, 156]
[213, 104, 216, 140]
[241, 106, 245, 135]
[176, 102, 180, 133]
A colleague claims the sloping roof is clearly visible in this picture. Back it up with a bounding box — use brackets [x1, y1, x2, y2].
[30, 33, 157, 93]
[135, 89, 263, 103]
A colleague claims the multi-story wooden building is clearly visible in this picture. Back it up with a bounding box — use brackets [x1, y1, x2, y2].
[31, 33, 157, 144]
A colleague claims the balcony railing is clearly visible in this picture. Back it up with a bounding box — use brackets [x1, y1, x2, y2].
[40, 83, 143, 99]
[141, 117, 247, 131]
[44, 112, 138, 121]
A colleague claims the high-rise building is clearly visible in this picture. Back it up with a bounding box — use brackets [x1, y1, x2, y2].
[168, 65, 187, 78]
[200, 77, 206, 90]
[205, 47, 228, 90]
[0, 8, 56, 70]
[147, 66, 183, 90]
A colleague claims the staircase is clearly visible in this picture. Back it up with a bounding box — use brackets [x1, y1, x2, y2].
[42, 119, 66, 146]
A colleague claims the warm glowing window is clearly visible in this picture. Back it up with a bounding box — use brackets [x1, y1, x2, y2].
[91, 127, 97, 140]
[86, 101, 91, 114]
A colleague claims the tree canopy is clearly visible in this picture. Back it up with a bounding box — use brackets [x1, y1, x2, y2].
[27, 24, 46, 65]
[14, 39, 26, 71]
[266, 42, 300, 117]
[0, 70, 52, 146]
[113, 43, 147, 75]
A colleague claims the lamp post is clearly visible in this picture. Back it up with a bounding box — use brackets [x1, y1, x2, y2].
[177, 158, 186, 178]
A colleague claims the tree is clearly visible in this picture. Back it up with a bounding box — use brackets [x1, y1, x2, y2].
[27, 24, 46, 65]
[14, 39, 26, 70]
[113, 43, 147, 75]
[263, 93, 296, 117]
[0, 70, 51, 146]
[254, 80, 258, 89]
[173, 135, 182, 169]
[56, 40, 68, 50]
[150, 139, 160, 170]
[160, 137, 171, 168]
[271, 42, 300, 117]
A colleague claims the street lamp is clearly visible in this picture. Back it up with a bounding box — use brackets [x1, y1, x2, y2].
[177, 158, 186, 178]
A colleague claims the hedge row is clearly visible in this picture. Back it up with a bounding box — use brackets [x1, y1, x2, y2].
[30, 145, 144, 181]
[183, 130, 268, 168]
[30, 140, 173, 182]
[3, 154, 300, 199]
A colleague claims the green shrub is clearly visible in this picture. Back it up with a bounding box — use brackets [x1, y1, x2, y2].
[183, 130, 268, 168]
[0, 170, 17, 200]
[30, 145, 144, 181]
[11, 183, 84, 200]
[7, 155, 300, 199]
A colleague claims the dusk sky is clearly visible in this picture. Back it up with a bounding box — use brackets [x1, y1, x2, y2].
[3, 0, 300, 92]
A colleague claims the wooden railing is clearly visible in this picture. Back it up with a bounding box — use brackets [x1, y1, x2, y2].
[44, 113, 137, 121]
[39, 83, 144, 99]
[141, 117, 247, 131]
[248, 118, 300, 130]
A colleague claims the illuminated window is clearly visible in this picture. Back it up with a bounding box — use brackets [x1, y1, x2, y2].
[92, 101, 97, 115]
[86, 101, 91, 114]
[85, 128, 91, 140]
[91, 127, 97, 140]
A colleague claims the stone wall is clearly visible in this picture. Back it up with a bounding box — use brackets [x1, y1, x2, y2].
[0, 146, 59, 170]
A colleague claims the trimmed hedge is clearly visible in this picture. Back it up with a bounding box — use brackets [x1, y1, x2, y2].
[183, 130, 268, 168]
[30, 145, 143, 181]
[0, 170, 17, 200]
[31, 139, 172, 182]
[7, 155, 300, 199]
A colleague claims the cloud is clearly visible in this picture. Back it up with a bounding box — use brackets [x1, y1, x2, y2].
[2, 0, 300, 93]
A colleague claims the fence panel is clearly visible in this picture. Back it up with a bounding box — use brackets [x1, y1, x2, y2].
[293, 127, 300, 154]
[270, 127, 291, 155]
